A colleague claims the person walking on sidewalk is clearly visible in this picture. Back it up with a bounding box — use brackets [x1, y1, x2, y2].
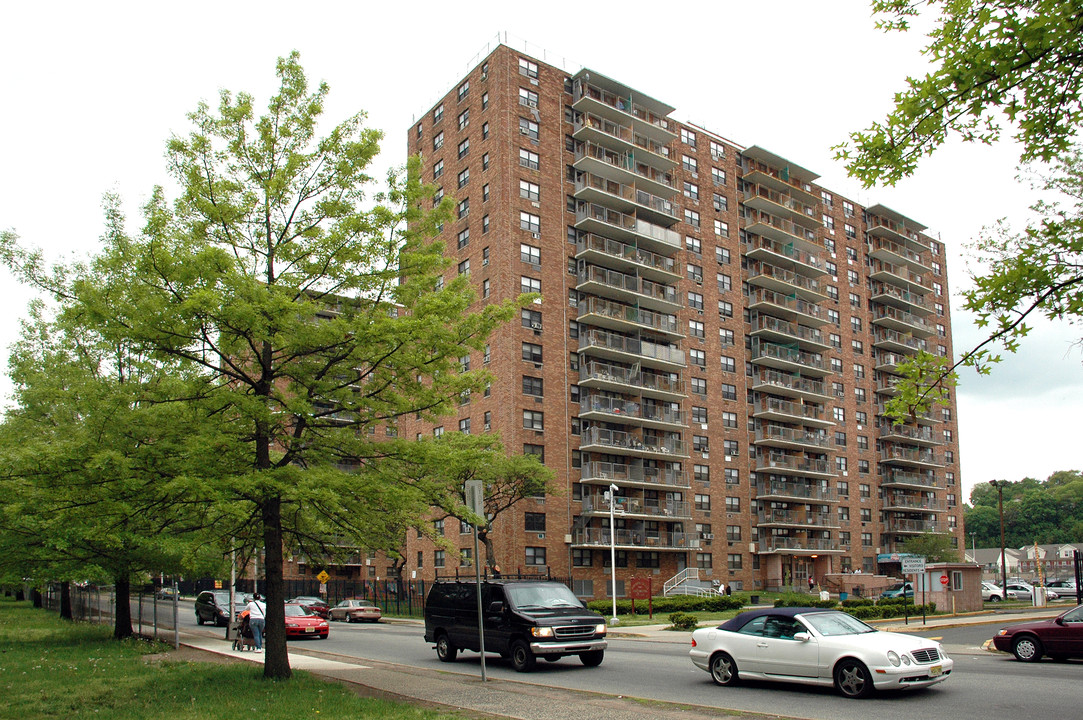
[245, 593, 267, 652]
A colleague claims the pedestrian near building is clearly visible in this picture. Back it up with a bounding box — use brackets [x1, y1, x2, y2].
[245, 593, 267, 652]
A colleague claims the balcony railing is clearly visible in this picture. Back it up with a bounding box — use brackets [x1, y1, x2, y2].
[873, 306, 933, 335]
[757, 537, 841, 553]
[881, 469, 939, 489]
[755, 451, 835, 476]
[755, 425, 832, 450]
[743, 235, 825, 274]
[577, 295, 679, 336]
[573, 80, 674, 134]
[751, 314, 827, 347]
[581, 460, 688, 488]
[867, 216, 929, 249]
[870, 282, 932, 312]
[883, 494, 946, 512]
[878, 421, 938, 444]
[753, 396, 830, 424]
[880, 446, 942, 467]
[749, 288, 825, 323]
[751, 339, 826, 372]
[747, 263, 825, 297]
[575, 201, 681, 248]
[581, 494, 692, 519]
[579, 328, 686, 367]
[757, 509, 838, 528]
[580, 391, 685, 426]
[871, 259, 931, 291]
[755, 479, 837, 503]
[580, 426, 685, 456]
[884, 518, 940, 534]
[873, 328, 927, 353]
[741, 186, 818, 222]
[579, 360, 685, 397]
[578, 265, 679, 307]
[577, 233, 678, 276]
[870, 236, 929, 269]
[574, 174, 677, 221]
[742, 208, 819, 244]
[571, 527, 700, 549]
[575, 141, 676, 191]
[752, 368, 828, 398]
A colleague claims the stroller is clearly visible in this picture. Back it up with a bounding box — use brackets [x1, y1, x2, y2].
[231, 613, 257, 652]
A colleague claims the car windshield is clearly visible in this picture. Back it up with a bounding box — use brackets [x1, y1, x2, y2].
[802, 611, 877, 636]
[507, 584, 583, 609]
[284, 605, 315, 617]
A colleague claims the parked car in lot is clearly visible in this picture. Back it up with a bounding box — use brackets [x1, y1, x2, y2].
[329, 598, 382, 623]
[1005, 583, 1058, 601]
[982, 582, 1003, 602]
[993, 604, 1083, 661]
[155, 587, 178, 600]
[689, 607, 952, 699]
[879, 582, 914, 600]
[285, 596, 330, 618]
[424, 578, 607, 672]
[283, 603, 329, 639]
[194, 590, 247, 626]
[1046, 580, 1079, 599]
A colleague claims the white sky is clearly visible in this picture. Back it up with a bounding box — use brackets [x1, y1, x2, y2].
[2, 1, 1080, 503]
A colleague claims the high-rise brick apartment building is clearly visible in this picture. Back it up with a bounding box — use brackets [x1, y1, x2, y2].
[401, 44, 963, 598]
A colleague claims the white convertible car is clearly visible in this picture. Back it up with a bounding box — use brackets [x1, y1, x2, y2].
[689, 607, 952, 698]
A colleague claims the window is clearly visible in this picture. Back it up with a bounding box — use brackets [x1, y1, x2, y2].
[850, 316, 862, 332]
[681, 127, 697, 147]
[482, 152, 490, 170]
[682, 154, 698, 173]
[695, 494, 711, 511]
[827, 308, 840, 325]
[833, 407, 845, 422]
[457, 168, 469, 189]
[524, 512, 546, 532]
[847, 269, 859, 285]
[637, 552, 659, 569]
[725, 497, 740, 512]
[520, 148, 539, 170]
[525, 547, 546, 566]
[691, 406, 707, 423]
[716, 246, 730, 264]
[519, 180, 540, 201]
[521, 276, 541, 293]
[722, 411, 737, 428]
[459, 418, 471, 434]
[522, 376, 543, 397]
[482, 279, 490, 298]
[572, 549, 592, 567]
[696, 553, 713, 570]
[831, 358, 843, 373]
[457, 109, 469, 130]
[684, 209, 700, 228]
[855, 410, 867, 424]
[720, 355, 735, 373]
[711, 167, 726, 186]
[457, 80, 469, 101]
[433, 426, 444, 437]
[844, 223, 856, 239]
[520, 211, 540, 233]
[690, 348, 706, 366]
[686, 235, 701, 254]
[457, 259, 470, 276]
[838, 481, 849, 498]
[838, 506, 850, 521]
[522, 342, 542, 363]
[519, 117, 539, 141]
[432, 103, 444, 124]
[457, 198, 469, 219]
[717, 273, 732, 292]
[713, 193, 728, 212]
[683, 181, 699, 201]
[524, 443, 544, 462]
[522, 410, 544, 430]
[728, 554, 743, 571]
[826, 260, 838, 276]
[843, 200, 854, 217]
[457, 138, 469, 159]
[851, 339, 864, 355]
[433, 131, 444, 150]
[823, 214, 835, 232]
[433, 159, 444, 179]
[482, 215, 490, 234]
[861, 532, 873, 547]
[694, 464, 710, 482]
[718, 300, 733, 318]
[519, 87, 539, 107]
[687, 263, 703, 283]
[860, 508, 871, 522]
[693, 434, 709, 453]
[724, 468, 739, 485]
[689, 320, 705, 338]
[849, 292, 861, 308]
[854, 387, 866, 402]
[457, 228, 470, 249]
[714, 219, 729, 237]
[518, 57, 538, 78]
[520, 243, 540, 264]
[720, 383, 737, 400]
[482, 183, 490, 202]
[482, 91, 489, 110]
[688, 291, 704, 310]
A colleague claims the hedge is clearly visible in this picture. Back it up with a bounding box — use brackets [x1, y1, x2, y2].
[586, 593, 745, 615]
[668, 611, 699, 630]
[841, 597, 874, 608]
[773, 592, 837, 609]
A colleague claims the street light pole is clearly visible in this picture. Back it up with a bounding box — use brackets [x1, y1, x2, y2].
[608, 483, 619, 625]
[989, 480, 1008, 600]
[970, 532, 976, 563]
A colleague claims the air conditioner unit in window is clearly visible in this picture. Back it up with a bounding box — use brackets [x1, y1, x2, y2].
[531, 232, 540, 239]
[704, 533, 714, 540]
[483, 423, 491, 431]
[530, 322, 542, 330]
[520, 127, 532, 135]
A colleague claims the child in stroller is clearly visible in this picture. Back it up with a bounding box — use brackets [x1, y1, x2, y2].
[231, 610, 257, 652]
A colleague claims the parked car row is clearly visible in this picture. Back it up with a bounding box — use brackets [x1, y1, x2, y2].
[195, 591, 382, 638]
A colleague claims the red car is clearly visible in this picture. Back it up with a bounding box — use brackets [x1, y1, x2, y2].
[283, 603, 329, 639]
[286, 596, 330, 618]
[993, 604, 1083, 661]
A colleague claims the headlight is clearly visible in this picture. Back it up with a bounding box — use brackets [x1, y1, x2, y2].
[901, 654, 912, 665]
[530, 626, 554, 638]
[595, 623, 607, 635]
[997, 629, 1007, 636]
[887, 651, 901, 667]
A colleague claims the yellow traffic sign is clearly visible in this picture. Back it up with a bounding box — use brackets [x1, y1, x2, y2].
[316, 570, 330, 584]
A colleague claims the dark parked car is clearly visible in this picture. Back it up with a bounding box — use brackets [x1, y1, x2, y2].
[879, 582, 914, 600]
[993, 604, 1083, 661]
[424, 578, 607, 672]
[286, 596, 330, 618]
[194, 590, 249, 626]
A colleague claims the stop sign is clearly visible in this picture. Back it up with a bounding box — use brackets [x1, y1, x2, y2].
[940, 574, 949, 586]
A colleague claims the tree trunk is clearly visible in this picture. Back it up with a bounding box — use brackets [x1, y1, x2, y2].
[32, 588, 42, 608]
[60, 581, 72, 620]
[479, 527, 498, 574]
[114, 576, 133, 640]
[261, 494, 291, 679]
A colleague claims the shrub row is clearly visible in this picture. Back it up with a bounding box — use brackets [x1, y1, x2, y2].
[847, 602, 937, 619]
[586, 593, 745, 615]
[773, 592, 837, 608]
[668, 611, 699, 630]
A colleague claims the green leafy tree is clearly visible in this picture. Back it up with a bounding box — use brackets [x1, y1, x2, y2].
[898, 532, 961, 562]
[836, 1, 1083, 416]
[2, 53, 524, 678]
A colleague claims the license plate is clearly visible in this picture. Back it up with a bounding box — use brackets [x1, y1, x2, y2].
[929, 665, 942, 676]
[306, 627, 315, 633]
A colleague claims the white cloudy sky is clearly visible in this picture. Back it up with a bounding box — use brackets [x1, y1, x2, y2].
[2, 1, 1080, 503]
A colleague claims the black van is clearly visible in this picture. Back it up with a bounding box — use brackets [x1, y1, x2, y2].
[423, 578, 607, 671]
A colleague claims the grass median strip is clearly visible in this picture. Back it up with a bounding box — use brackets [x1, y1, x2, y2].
[0, 599, 468, 720]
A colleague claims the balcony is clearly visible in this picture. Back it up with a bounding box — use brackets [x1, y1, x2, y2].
[573, 113, 677, 171]
[870, 236, 931, 273]
[576, 265, 681, 313]
[880, 445, 943, 468]
[870, 282, 932, 315]
[874, 374, 903, 397]
[754, 451, 836, 478]
[574, 201, 682, 254]
[571, 76, 677, 144]
[741, 186, 820, 229]
[750, 314, 829, 351]
[754, 424, 832, 451]
[741, 208, 821, 251]
[876, 403, 938, 426]
[747, 263, 828, 303]
[574, 174, 678, 227]
[579, 360, 685, 402]
[574, 141, 676, 198]
[743, 235, 826, 277]
[580, 460, 689, 489]
[752, 396, 833, 428]
[755, 478, 837, 503]
[884, 518, 941, 535]
[878, 421, 940, 446]
[576, 232, 680, 284]
[756, 537, 844, 555]
[756, 509, 840, 529]
[570, 526, 700, 551]
[581, 494, 692, 521]
[883, 494, 945, 512]
[577, 294, 680, 338]
[881, 469, 939, 490]
[748, 288, 827, 326]
[579, 328, 686, 370]
[866, 206, 930, 254]
[870, 260, 933, 294]
[872, 306, 934, 338]
[579, 426, 687, 459]
[751, 338, 828, 376]
[579, 391, 686, 431]
[872, 328, 927, 354]
[874, 351, 908, 373]
[751, 368, 830, 402]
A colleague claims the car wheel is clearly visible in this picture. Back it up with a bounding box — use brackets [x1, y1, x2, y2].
[989, 595, 1001, 602]
[435, 632, 457, 662]
[709, 651, 738, 686]
[1012, 635, 1043, 662]
[346, 615, 354, 623]
[510, 639, 536, 672]
[835, 659, 874, 698]
[196, 613, 204, 625]
[579, 650, 604, 667]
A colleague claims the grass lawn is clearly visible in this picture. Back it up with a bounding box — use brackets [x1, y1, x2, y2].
[0, 598, 469, 720]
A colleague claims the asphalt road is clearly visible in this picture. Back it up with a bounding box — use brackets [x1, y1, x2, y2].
[122, 598, 1081, 720]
